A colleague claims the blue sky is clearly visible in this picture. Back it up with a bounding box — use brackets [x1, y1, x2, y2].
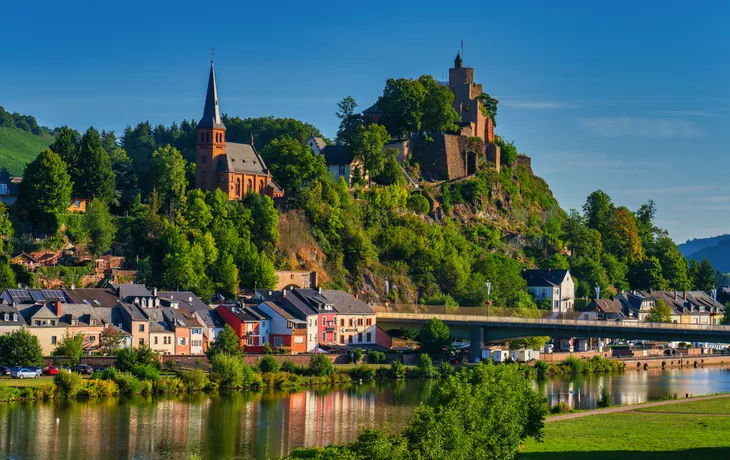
[2, 0, 729, 243]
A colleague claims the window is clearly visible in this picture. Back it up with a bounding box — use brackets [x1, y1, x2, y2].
[246, 322, 254, 333]
[74, 200, 80, 208]
[294, 336, 304, 344]
[164, 336, 171, 345]
[154, 336, 158, 345]
[89, 336, 96, 342]
[259, 180, 264, 194]
[340, 319, 345, 327]
[178, 337, 186, 345]
[287, 321, 293, 329]
[138, 324, 145, 332]
[236, 178, 241, 197]
[349, 319, 353, 327]
[348, 335, 353, 344]
[51, 336, 57, 345]
[0, 183, 7, 195]
[246, 337, 254, 346]
[247, 179, 253, 193]
[139, 338, 144, 345]
[339, 166, 346, 176]
[366, 332, 372, 342]
[3, 313, 7, 321]
[358, 332, 363, 342]
[366, 318, 372, 326]
[274, 336, 283, 347]
[200, 132, 204, 142]
[357, 319, 363, 326]
[12, 314, 17, 322]
[322, 332, 326, 342]
[339, 335, 345, 344]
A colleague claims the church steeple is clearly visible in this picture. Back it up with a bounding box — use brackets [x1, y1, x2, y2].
[198, 61, 225, 129]
[454, 51, 463, 69]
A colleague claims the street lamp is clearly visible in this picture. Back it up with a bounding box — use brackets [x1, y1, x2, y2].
[486, 280, 491, 317]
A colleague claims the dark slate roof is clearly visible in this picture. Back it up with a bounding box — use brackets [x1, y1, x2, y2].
[220, 304, 270, 322]
[260, 300, 303, 322]
[197, 62, 225, 129]
[0, 304, 26, 326]
[64, 288, 120, 308]
[158, 291, 208, 311]
[280, 291, 317, 319]
[196, 308, 226, 328]
[143, 308, 173, 333]
[112, 284, 153, 299]
[0, 289, 70, 305]
[363, 104, 381, 115]
[322, 289, 373, 315]
[523, 269, 569, 287]
[118, 302, 147, 321]
[216, 142, 268, 174]
[320, 145, 355, 166]
[591, 298, 624, 314]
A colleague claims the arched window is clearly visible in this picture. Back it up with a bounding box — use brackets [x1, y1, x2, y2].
[247, 179, 253, 194]
[235, 178, 241, 197]
[259, 179, 264, 194]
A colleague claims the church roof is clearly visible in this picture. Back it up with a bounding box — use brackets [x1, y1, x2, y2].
[216, 142, 268, 175]
[197, 62, 225, 130]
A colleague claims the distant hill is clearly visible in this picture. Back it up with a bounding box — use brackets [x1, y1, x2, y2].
[685, 238, 730, 273]
[0, 126, 54, 175]
[678, 234, 730, 258]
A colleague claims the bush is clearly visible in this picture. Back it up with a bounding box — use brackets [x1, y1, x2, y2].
[417, 353, 435, 378]
[164, 359, 176, 371]
[178, 369, 209, 392]
[352, 349, 363, 364]
[549, 401, 572, 414]
[534, 360, 549, 378]
[153, 376, 185, 394]
[34, 383, 56, 400]
[116, 345, 160, 372]
[597, 386, 611, 408]
[349, 364, 376, 380]
[264, 342, 273, 354]
[390, 360, 407, 379]
[368, 351, 386, 364]
[20, 387, 35, 399]
[0, 387, 22, 402]
[112, 372, 143, 396]
[281, 359, 302, 374]
[210, 354, 262, 389]
[77, 379, 119, 398]
[438, 361, 454, 377]
[259, 356, 281, 374]
[132, 363, 160, 381]
[54, 370, 83, 397]
[308, 355, 334, 377]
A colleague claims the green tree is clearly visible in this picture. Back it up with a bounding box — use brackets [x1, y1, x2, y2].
[477, 92, 499, 125]
[645, 299, 672, 323]
[0, 257, 17, 288]
[335, 96, 364, 146]
[419, 75, 460, 133]
[604, 206, 644, 263]
[215, 254, 240, 298]
[104, 131, 139, 213]
[376, 78, 427, 137]
[0, 203, 12, 254]
[629, 256, 666, 291]
[722, 303, 730, 326]
[99, 327, 127, 356]
[373, 150, 405, 186]
[84, 200, 116, 255]
[150, 145, 187, 214]
[52, 332, 85, 367]
[352, 124, 391, 178]
[651, 236, 690, 290]
[0, 328, 44, 367]
[582, 190, 613, 235]
[49, 126, 80, 186]
[308, 354, 335, 376]
[419, 318, 451, 355]
[206, 324, 241, 359]
[77, 127, 116, 203]
[691, 258, 717, 292]
[18, 149, 72, 232]
[262, 136, 327, 192]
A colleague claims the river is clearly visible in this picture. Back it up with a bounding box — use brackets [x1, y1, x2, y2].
[2, 367, 730, 459]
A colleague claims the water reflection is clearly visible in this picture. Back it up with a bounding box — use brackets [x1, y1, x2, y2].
[1, 369, 730, 459]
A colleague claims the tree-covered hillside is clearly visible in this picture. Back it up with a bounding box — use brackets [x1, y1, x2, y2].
[0, 105, 56, 175]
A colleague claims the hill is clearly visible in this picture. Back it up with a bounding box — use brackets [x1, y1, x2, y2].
[684, 237, 730, 273]
[0, 126, 54, 175]
[678, 234, 730, 258]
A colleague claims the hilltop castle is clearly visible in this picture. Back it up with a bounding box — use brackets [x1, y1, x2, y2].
[194, 62, 283, 199]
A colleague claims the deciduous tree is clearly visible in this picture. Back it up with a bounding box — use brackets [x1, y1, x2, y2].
[206, 324, 241, 359]
[77, 127, 117, 203]
[0, 328, 44, 367]
[18, 149, 72, 232]
[52, 332, 85, 367]
[419, 318, 450, 355]
[84, 200, 116, 255]
[645, 299, 672, 323]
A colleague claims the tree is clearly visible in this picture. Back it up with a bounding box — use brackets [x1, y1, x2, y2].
[116, 344, 160, 371]
[722, 303, 730, 326]
[352, 124, 391, 179]
[691, 258, 717, 292]
[0, 257, 16, 289]
[376, 78, 427, 137]
[18, 149, 72, 232]
[373, 150, 405, 186]
[0, 203, 12, 254]
[582, 190, 613, 235]
[419, 318, 450, 355]
[651, 236, 690, 290]
[419, 75, 460, 134]
[629, 256, 666, 291]
[215, 254, 240, 298]
[604, 206, 643, 264]
[335, 96, 364, 146]
[477, 92, 499, 126]
[645, 299, 672, 323]
[262, 136, 328, 191]
[150, 145, 187, 215]
[0, 328, 44, 367]
[206, 324, 240, 359]
[77, 127, 116, 203]
[99, 327, 127, 355]
[104, 131, 139, 213]
[52, 332, 85, 367]
[84, 200, 116, 255]
[49, 126, 80, 185]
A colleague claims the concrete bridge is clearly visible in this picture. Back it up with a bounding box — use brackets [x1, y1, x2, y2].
[375, 310, 730, 361]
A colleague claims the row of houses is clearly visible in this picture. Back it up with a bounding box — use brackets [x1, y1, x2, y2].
[590, 289, 725, 324]
[0, 285, 390, 356]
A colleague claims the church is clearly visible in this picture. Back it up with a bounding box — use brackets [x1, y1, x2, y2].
[194, 62, 283, 200]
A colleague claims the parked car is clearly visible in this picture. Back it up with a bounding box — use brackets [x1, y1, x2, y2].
[10, 368, 40, 379]
[0, 366, 10, 376]
[75, 364, 94, 375]
[31, 367, 42, 375]
[43, 365, 59, 375]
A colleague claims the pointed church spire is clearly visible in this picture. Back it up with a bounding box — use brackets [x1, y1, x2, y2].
[454, 51, 463, 69]
[198, 61, 225, 129]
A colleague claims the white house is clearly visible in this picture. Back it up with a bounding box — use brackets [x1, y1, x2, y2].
[523, 269, 575, 313]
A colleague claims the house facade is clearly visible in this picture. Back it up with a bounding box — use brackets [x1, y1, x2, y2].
[523, 269, 575, 313]
[0, 303, 25, 335]
[216, 305, 271, 353]
[256, 300, 308, 353]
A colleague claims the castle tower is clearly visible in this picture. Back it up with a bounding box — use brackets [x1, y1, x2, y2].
[196, 61, 227, 191]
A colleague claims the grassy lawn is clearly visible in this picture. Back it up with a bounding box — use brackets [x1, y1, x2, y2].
[519, 401, 730, 459]
[333, 363, 394, 371]
[0, 375, 91, 388]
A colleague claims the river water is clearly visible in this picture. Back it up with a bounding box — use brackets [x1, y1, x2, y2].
[2, 367, 730, 460]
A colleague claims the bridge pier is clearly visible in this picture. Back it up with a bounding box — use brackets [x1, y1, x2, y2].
[470, 326, 485, 362]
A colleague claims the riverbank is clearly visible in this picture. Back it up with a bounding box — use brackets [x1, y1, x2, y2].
[519, 394, 730, 459]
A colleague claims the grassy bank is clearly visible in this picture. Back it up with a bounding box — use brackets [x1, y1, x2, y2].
[519, 398, 730, 459]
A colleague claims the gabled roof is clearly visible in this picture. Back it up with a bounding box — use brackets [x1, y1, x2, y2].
[217, 142, 268, 175]
[1, 288, 70, 305]
[322, 289, 373, 315]
[195, 308, 226, 328]
[143, 308, 174, 333]
[64, 288, 120, 308]
[112, 284, 153, 300]
[197, 61, 225, 130]
[219, 304, 270, 322]
[523, 269, 570, 287]
[158, 291, 208, 311]
[308, 136, 327, 150]
[260, 300, 304, 323]
[591, 298, 624, 314]
[118, 302, 147, 321]
[320, 145, 355, 166]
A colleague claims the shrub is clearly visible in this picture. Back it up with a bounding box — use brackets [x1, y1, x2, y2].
[390, 360, 407, 379]
[375, 367, 390, 380]
[259, 356, 281, 374]
[211, 354, 247, 389]
[264, 342, 273, 354]
[178, 369, 209, 392]
[132, 363, 161, 381]
[20, 387, 35, 399]
[77, 379, 119, 398]
[281, 359, 301, 374]
[153, 376, 185, 394]
[113, 372, 143, 396]
[549, 401, 572, 414]
[349, 364, 376, 380]
[438, 361, 454, 377]
[368, 351, 386, 364]
[308, 355, 334, 377]
[164, 359, 176, 371]
[34, 383, 56, 400]
[598, 386, 612, 408]
[54, 370, 83, 397]
[417, 353, 435, 378]
[352, 349, 363, 364]
[534, 360, 549, 378]
[116, 345, 160, 372]
[0, 387, 22, 402]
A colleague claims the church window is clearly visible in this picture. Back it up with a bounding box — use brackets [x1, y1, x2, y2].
[259, 180, 264, 194]
[247, 179, 253, 193]
[236, 178, 241, 197]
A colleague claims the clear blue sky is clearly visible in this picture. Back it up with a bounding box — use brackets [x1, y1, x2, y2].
[2, 0, 729, 243]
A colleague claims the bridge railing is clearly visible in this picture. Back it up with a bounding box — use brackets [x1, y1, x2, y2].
[375, 311, 730, 332]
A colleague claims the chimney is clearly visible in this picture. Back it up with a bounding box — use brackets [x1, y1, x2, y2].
[318, 287, 322, 295]
[283, 290, 287, 299]
[683, 290, 687, 300]
[674, 290, 678, 301]
[55, 301, 62, 317]
[153, 287, 157, 297]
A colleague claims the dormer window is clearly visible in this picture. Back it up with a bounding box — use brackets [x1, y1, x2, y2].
[12, 313, 17, 322]
[3, 313, 8, 321]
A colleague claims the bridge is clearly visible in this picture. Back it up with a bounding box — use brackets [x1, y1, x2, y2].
[374, 309, 730, 361]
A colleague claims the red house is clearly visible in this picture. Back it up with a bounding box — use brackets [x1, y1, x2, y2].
[215, 304, 270, 353]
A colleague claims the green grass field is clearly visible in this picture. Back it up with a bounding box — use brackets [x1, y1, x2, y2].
[0, 126, 54, 175]
[0, 375, 57, 388]
[519, 399, 730, 459]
